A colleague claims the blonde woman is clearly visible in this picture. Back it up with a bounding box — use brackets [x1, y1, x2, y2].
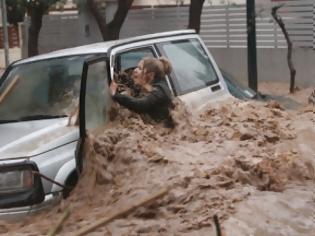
[110, 57, 174, 127]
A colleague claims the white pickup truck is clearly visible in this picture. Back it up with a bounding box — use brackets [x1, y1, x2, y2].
[0, 30, 236, 217]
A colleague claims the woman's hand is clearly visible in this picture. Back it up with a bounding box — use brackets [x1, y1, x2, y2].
[110, 81, 118, 96]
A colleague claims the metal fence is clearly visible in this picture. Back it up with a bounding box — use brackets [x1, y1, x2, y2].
[120, 6, 189, 38]
[23, 0, 315, 54]
[121, 0, 315, 49]
[199, 0, 315, 48]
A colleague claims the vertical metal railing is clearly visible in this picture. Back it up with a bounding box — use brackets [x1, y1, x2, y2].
[225, 5, 230, 48]
[313, 1, 315, 49]
[0, 0, 9, 67]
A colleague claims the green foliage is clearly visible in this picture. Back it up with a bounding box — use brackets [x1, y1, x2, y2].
[6, 0, 64, 24]
[6, 0, 25, 24]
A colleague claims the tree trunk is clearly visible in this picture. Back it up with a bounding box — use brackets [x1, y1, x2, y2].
[188, 0, 205, 34]
[271, 5, 296, 93]
[88, 0, 133, 41]
[87, 0, 108, 40]
[28, 7, 44, 57]
[107, 0, 134, 40]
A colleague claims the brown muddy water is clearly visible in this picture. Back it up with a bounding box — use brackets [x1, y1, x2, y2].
[1, 83, 315, 236]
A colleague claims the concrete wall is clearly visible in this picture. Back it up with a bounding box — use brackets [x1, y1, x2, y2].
[0, 48, 22, 68]
[17, 7, 315, 88]
[37, 13, 102, 55]
[21, 12, 103, 58]
[210, 48, 315, 87]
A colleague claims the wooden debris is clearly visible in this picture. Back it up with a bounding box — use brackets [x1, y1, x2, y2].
[73, 187, 169, 236]
[48, 208, 71, 236]
[0, 75, 20, 104]
[213, 214, 222, 236]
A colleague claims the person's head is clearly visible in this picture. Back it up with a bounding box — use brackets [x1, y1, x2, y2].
[132, 57, 172, 86]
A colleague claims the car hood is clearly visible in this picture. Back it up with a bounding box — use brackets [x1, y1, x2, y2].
[0, 118, 79, 160]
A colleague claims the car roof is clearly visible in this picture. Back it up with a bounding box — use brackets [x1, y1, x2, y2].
[14, 30, 196, 66]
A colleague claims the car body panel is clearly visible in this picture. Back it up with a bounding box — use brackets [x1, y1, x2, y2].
[0, 30, 233, 217]
[0, 118, 79, 194]
[12, 30, 196, 67]
[0, 193, 61, 220]
[0, 118, 78, 159]
[51, 158, 76, 192]
[178, 84, 232, 110]
[32, 141, 78, 193]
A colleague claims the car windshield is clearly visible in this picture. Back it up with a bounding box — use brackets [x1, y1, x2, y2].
[0, 55, 94, 123]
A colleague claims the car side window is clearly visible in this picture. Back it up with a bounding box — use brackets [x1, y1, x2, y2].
[84, 60, 110, 130]
[115, 47, 156, 73]
[157, 39, 219, 95]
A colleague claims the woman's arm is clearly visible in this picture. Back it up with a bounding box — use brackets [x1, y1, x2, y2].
[112, 88, 167, 113]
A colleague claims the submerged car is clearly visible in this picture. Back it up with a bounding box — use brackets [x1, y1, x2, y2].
[0, 30, 233, 217]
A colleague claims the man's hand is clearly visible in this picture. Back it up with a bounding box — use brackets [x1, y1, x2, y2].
[110, 81, 118, 96]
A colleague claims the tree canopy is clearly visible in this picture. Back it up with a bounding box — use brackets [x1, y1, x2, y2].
[6, 0, 66, 56]
[6, 0, 65, 24]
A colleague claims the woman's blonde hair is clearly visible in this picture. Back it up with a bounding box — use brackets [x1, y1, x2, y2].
[158, 57, 172, 76]
[142, 57, 172, 79]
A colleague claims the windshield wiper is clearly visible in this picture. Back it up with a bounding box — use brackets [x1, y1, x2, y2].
[19, 115, 68, 121]
[0, 115, 67, 124]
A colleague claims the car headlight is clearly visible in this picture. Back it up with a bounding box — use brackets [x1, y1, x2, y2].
[0, 169, 34, 194]
[0, 161, 44, 208]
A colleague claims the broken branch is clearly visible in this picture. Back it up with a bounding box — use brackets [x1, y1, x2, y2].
[271, 5, 296, 93]
[0, 75, 20, 104]
[48, 208, 71, 236]
[213, 215, 222, 236]
[73, 187, 169, 236]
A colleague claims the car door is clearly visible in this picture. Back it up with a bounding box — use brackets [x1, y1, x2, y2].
[110, 45, 175, 96]
[112, 46, 156, 75]
[109, 37, 230, 111]
[155, 37, 231, 109]
[76, 55, 111, 172]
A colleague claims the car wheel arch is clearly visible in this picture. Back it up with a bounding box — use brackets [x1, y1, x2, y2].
[51, 158, 76, 193]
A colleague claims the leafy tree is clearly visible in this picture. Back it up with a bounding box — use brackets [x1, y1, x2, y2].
[6, 0, 65, 57]
[6, 0, 25, 24]
[188, 0, 205, 34]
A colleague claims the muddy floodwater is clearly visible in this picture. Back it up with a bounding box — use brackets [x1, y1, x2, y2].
[1, 82, 314, 235]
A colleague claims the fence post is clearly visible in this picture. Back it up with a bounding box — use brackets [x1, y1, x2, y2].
[151, 4, 155, 20]
[0, 0, 9, 67]
[246, 0, 258, 92]
[313, 1, 315, 50]
[176, 4, 180, 29]
[274, 20, 278, 48]
[226, 5, 229, 48]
